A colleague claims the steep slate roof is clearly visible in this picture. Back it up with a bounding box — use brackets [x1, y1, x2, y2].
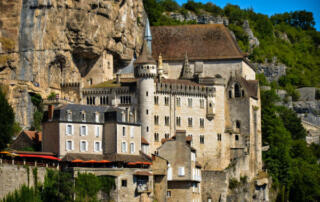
[151, 24, 245, 61]
[134, 40, 157, 65]
[240, 78, 259, 99]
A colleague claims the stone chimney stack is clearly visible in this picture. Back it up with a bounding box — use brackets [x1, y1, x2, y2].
[176, 130, 186, 143]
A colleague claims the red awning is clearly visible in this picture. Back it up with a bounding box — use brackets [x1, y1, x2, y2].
[71, 159, 83, 163]
[97, 160, 111, 163]
[18, 154, 61, 161]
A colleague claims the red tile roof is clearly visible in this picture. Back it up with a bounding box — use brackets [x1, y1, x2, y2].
[151, 24, 245, 61]
[23, 131, 42, 141]
[141, 137, 149, 145]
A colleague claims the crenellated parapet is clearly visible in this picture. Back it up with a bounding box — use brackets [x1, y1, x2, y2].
[155, 80, 215, 97]
[82, 87, 133, 96]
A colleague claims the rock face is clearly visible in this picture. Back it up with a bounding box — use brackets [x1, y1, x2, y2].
[0, 0, 146, 128]
[255, 60, 287, 82]
[243, 20, 259, 49]
[168, 11, 229, 25]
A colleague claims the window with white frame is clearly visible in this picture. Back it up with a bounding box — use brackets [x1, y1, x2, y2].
[67, 111, 72, 121]
[66, 124, 73, 135]
[130, 143, 135, 154]
[80, 125, 87, 136]
[130, 127, 134, 138]
[178, 167, 185, 176]
[95, 112, 99, 122]
[80, 140, 88, 152]
[94, 141, 101, 152]
[121, 141, 127, 153]
[66, 140, 73, 151]
[95, 126, 100, 137]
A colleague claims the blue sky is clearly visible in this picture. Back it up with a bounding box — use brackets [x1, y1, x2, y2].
[176, 0, 320, 31]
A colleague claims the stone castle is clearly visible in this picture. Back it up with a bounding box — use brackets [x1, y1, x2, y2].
[41, 20, 266, 201]
[0, 0, 267, 199]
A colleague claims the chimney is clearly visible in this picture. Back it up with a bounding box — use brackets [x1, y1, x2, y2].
[176, 130, 186, 143]
[48, 105, 54, 121]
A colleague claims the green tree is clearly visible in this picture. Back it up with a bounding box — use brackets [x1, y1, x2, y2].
[75, 173, 102, 202]
[0, 88, 14, 150]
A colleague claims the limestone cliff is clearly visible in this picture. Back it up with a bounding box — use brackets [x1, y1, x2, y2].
[0, 0, 146, 128]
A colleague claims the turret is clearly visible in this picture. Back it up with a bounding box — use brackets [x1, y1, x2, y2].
[134, 39, 157, 154]
[180, 52, 193, 80]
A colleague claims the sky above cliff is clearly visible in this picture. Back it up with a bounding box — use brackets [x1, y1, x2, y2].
[176, 0, 320, 31]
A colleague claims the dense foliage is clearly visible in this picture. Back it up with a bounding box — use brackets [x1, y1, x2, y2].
[2, 170, 115, 202]
[0, 87, 14, 151]
[30, 93, 43, 131]
[261, 89, 320, 201]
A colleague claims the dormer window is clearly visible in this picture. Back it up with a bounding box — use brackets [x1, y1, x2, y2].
[95, 112, 99, 122]
[81, 111, 86, 122]
[67, 110, 72, 121]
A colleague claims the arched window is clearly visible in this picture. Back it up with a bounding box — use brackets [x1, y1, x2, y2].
[235, 83, 241, 98]
[229, 90, 232, 99]
[235, 135, 239, 141]
[242, 90, 245, 97]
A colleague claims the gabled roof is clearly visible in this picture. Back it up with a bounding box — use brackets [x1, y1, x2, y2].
[23, 131, 42, 141]
[151, 24, 245, 61]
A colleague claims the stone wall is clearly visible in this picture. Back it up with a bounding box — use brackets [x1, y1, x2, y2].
[0, 163, 48, 199]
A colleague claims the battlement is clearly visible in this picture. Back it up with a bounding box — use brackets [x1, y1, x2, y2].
[135, 64, 157, 78]
[155, 79, 215, 97]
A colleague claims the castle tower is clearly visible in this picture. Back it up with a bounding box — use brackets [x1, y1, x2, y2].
[134, 40, 157, 150]
[181, 52, 193, 79]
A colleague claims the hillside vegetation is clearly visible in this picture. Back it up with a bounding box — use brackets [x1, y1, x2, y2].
[143, 0, 320, 201]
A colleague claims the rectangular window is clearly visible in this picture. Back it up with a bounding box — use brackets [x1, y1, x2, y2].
[200, 118, 204, 128]
[165, 116, 170, 126]
[66, 140, 73, 151]
[121, 142, 127, 153]
[165, 97, 169, 106]
[200, 99, 204, 108]
[81, 112, 86, 122]
[167, 191, 171, 197]
[178, 167, 185, 176]
[80, 126, 87, 136]
[80, 141, 87, 152]
[154, 96, 159, 105]
[130, 127, 134, 138]
[176, 97, 181, 107]
[121, 179, 127, 187]
[130, 143, 135, 154]
[217, 133, 222, 141]
[94, 141, 101, 152]
[66, 124, 73, 135]
[191, 152, 196, 161]
[122, 127, 126, 136]
[188, 98, 192, 107]
[200, 135, 204, 144]
[67, 112, 72, 121]
[95, 126, 100, 137]
[154, 115, 159, 125]
[188, 118, 193, 127]
[154, 133, 159, 142]
[95, 113, 99, 122]
[176, 117, 181, 127]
